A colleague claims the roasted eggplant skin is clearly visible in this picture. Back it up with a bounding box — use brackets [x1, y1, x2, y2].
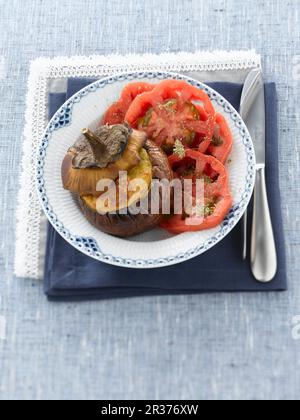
[61, 129, 146, 197]
[79, 139, 173, 237]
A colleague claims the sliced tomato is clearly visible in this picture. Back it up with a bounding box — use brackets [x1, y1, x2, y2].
[102, 101, 128, 125]
[207, 113, 233, 164]
[160, 149, 232, 233]
[137, 99, 207, 153]
[101, 82, 155, 125]
[125, 80, 216, 153]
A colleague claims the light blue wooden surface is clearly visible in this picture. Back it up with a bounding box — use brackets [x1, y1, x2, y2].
[1, 0, 300, 400]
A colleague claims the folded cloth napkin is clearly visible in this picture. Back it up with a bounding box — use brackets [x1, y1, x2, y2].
[44, 79, 287, 300]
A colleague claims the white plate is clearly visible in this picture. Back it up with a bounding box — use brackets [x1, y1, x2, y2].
[37, 72, 255, 269]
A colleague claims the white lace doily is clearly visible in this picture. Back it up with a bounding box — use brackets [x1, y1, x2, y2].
[14, 50, 261, 279]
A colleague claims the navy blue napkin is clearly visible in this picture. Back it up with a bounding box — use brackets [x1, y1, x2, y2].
[44, 79, 287, 300]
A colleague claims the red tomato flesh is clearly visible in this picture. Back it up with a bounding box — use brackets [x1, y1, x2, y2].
[101, 82, 155, 125]
[160, 149, 232, 233]
[125, 80, 216, 153]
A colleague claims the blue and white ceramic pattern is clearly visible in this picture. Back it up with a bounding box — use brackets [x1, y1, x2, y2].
[36, 72, 256, 269]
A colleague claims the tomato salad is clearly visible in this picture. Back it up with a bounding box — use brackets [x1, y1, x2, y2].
[100, 80, 233, 233]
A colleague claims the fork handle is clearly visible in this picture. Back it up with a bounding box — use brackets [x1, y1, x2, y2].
[250, 165, 277, 282]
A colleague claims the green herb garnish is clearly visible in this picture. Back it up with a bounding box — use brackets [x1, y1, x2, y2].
[203, 202, 215, 217]
[203, 174, 212, 184]
[161, 99, 177, 113]
[191, 201, 215, 218]
[173, 139, 186, 159]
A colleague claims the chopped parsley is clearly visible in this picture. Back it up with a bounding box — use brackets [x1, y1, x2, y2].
[203, 201, 215, 217]
[191, 201, 215, 218]
[173, 139, 186, 159]
[161, 99, 177, 113]
[203, 174, 212, 184]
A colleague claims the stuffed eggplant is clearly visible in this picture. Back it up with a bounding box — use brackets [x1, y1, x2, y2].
[61, 123, 172, 237]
